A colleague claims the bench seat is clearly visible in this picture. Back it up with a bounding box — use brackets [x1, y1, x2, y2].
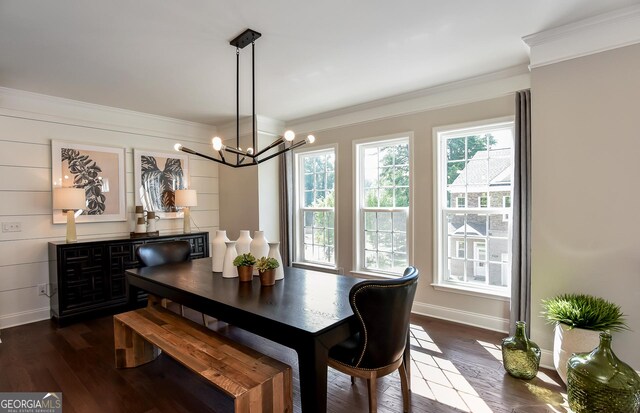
[114, 304, 292, 413]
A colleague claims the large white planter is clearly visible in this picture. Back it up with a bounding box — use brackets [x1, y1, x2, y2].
[553, 323, 601, 385]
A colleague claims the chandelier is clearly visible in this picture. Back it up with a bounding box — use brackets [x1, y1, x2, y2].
[175, 29, 315, 168]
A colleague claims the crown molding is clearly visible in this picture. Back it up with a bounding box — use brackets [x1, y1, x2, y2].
[523, 4, 640, 69]
[285, 65, 530, 134]
[0, 86, 215, 141]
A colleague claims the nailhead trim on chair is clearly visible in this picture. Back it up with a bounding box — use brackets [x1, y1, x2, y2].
[350, 277, 417, 368]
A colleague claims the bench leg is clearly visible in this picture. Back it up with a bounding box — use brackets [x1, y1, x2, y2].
[114, 318, 161, 368]
[233, 366, 293, 413]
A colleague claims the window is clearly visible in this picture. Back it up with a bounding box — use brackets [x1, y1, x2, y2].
[294, 147, 336, 266]
[356, 136, 411, 275]
[435, 120, 513, 295]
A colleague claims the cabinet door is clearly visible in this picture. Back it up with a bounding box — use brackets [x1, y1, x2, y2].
[108, 242, 144, 301]
[184, 234, 208, 259]
[59, 246, 107, 313]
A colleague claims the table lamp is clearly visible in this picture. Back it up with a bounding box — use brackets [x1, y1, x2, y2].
[53, 187, 86, 243]
[175, 189, 197, 234]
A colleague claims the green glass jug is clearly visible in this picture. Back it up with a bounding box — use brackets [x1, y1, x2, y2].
[501, 321, 541, 380]
[567, 332, 640, 413]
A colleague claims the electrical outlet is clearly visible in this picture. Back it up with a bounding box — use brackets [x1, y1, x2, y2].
[38, 283, 47, 296]
[2, 222, 22, 233]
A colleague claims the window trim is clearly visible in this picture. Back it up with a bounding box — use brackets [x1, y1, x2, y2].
[353, 132, 414, 277]
[432, 117, 514, 297]
[292, 143, 338, 270]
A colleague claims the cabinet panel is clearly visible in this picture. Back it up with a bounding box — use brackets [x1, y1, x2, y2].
[49, 232, 209, 325]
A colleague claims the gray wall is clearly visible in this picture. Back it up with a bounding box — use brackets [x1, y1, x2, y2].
[531, 43, 640, 370]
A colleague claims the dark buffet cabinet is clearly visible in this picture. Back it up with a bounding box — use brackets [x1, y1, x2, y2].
[48, 232, 209, 326]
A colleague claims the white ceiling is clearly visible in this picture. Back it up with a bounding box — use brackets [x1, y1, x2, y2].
[0, 0, 637, 126]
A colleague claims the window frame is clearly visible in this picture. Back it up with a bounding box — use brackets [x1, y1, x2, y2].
[353, 133, 413, 277]
[433, 117, 514, 297]
[293, 144, 338, 269]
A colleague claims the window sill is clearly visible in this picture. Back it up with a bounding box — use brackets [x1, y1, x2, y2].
[431, 283, 510, 301]
[350, 270, 402, 280]
[291, 261, 339, 274]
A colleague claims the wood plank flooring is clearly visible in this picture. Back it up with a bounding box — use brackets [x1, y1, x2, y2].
[0, 311, 569, 413]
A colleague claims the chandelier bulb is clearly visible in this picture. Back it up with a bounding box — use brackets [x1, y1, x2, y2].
[212, 136, 223, 151]
[284, 130, 296, 142]
[306, 135, 316, 144]
[247, 147, 254, 155]
[174, 143, 183, 152]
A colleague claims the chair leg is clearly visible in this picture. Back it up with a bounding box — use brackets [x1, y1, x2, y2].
[399, 361, 411, 412]
[366, 376, 377, 413]
[179, 305, 185, 317]
[351, 376, 355, 385]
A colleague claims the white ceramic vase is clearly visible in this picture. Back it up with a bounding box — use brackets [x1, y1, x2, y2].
[250, 231, 269, 275]
[553, 323, 601, 385]
[268, 242, 284, 281]
[236, 230, 252, 255]
[211, 230, 230, 272]
[222, 241, 238, 278]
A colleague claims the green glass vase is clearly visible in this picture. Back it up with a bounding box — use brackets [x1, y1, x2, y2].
[567, 332, 640, 413]
[501, 321, 541, 380]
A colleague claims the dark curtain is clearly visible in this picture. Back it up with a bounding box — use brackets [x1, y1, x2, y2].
[510, 89, 532, 335]
[278, 148, 293, 266]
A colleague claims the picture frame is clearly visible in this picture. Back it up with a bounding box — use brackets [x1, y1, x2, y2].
[51, 140, 127, 223]
[133, 149, 190, 219]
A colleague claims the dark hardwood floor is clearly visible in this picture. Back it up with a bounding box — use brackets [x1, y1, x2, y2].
[0, 311, 569, 413]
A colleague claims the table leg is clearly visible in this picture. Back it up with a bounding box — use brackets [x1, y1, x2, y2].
[297, 339, 328, 413]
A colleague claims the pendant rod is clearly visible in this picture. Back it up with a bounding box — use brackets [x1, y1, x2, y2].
[252, 40, 256, 156]
[236, 47, 240, 164]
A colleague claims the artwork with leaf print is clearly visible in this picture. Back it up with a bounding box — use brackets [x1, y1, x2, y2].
[134, 149, 189, 219]
[51, 141, 126, 223]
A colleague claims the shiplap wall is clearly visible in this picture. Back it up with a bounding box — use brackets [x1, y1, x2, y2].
[0, 88, 219, 328]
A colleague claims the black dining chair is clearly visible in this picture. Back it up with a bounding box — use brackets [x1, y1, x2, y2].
[328, 266, 419, 413]
[136, 241, 191, 317]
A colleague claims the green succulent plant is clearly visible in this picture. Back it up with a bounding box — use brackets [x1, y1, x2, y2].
[256, 257, 279, 272]
[541, 293, 628, 332]
[233, 253, 256, 267]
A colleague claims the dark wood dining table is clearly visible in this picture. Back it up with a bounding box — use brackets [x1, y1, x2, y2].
[125, 257, 362, 413]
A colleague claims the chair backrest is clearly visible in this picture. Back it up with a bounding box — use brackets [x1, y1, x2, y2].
[349, 266, 419, 369]
[136, 240, 191, 267]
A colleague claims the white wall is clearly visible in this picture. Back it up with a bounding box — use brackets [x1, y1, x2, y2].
[0, 88, 219, 328]
[531, 43, 640, 370]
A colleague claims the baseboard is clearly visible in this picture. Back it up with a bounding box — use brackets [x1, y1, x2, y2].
[0, 307, 50, 329]
[412, 301, 510, 333]
[540, 349, 554, 370]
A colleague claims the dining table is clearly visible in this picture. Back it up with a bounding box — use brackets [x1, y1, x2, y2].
[125, 257, 363, 413]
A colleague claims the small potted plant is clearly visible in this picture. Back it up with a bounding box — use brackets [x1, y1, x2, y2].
[255, 257, 279, 286]
[541, 293, 628, 384]
[233, 253, 256, 282]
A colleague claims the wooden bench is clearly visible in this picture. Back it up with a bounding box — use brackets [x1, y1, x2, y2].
[114, 303, 292, 413]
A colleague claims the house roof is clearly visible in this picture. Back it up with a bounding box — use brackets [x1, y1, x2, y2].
[451, 149, 512, 189]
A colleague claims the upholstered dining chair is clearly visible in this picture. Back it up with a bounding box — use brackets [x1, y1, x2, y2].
[328, 266, 419, 413]
[135, 240, 191, 318]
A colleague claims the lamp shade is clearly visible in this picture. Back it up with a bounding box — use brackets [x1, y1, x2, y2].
[175, 189, 197, 207]
[53, 187, 86, 210]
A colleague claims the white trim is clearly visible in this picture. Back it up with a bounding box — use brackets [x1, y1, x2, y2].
[540, 349, 554, 370]
[523, 4, 640, 69]
[431, 283, 509, 301]
[0, 307, 50, 329]
[292, 144, 338, 267]
[0, 87, 215, 142]
[412, 301, 509, 333]
[432, 117, 515, 292]
[353, 133, 414, 275]
[286, 65, 530, 134]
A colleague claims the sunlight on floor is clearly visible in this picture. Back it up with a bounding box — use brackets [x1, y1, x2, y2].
[476, 339, 503, 362]
[409, 324, 442, 354]
[409, 324, 492, 413]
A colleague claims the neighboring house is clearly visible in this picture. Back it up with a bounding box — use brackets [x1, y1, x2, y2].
[448, 148, 512, 286]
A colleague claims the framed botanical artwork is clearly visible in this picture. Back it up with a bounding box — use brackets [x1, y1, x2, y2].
[134, 149, 189, 219]
[51, 141, 127, 223]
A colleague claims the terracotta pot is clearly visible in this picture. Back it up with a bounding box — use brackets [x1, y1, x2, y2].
[259, 269, 275, 286]
[237, 266, 254, 282]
